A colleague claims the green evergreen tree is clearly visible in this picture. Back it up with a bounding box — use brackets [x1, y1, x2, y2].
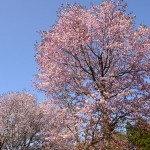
[126, 119, 150, 150]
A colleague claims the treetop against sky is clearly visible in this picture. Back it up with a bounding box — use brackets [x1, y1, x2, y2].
[0, 0, 149, 101]
[0, 0, 149, 149]
[34, 0, 149, 148]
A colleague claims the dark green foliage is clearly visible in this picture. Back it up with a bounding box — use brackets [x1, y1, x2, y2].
[126, 120, 150, 150]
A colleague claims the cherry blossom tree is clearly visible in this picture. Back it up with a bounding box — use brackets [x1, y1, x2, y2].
[0, 92, 74, 150]
[0, 91, 44, 150]
[39, 100, 74, 150]
[35, 0, 150, 149]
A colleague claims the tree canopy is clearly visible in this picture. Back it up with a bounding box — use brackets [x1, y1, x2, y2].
[35, 0, 150, 149]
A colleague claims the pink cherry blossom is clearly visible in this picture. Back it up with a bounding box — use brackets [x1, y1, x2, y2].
[35, 0, 150, 149]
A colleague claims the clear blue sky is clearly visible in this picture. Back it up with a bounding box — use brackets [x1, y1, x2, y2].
[0, 0, 149, 101]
